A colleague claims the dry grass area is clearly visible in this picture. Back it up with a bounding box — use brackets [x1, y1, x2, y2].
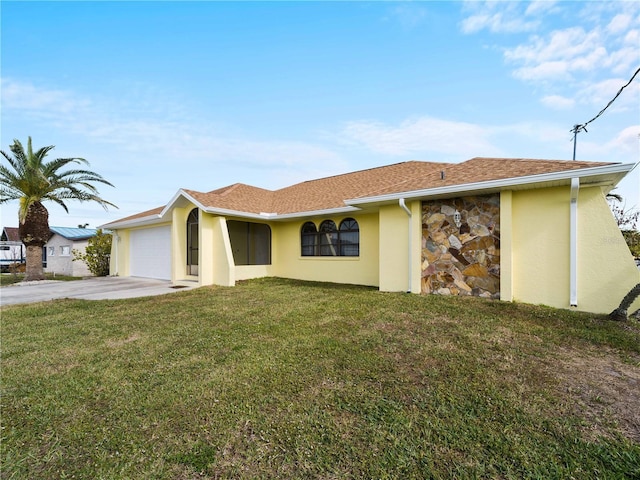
[550, 346, 640, 443]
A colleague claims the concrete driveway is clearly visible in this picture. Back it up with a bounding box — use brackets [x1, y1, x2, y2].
[0, 276, 198, 306]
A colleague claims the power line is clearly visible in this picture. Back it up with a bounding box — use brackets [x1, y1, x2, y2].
[571, 66, 640, 160]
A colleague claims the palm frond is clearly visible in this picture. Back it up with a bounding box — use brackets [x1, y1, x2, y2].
[1, 136, 117, 219]
[42, 157, 88, 176]
[53, 169, 115, 187]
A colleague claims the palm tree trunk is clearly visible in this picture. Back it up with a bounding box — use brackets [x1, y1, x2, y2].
[25, 245, 45, 281]
[19, 201, 49, 281]
[609, 283, 640, 321]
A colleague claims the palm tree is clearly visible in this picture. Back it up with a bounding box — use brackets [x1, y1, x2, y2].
[610, 283, 640, 321]
[0, 137, 116, 281]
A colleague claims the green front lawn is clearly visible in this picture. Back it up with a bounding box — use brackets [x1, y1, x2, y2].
[2, 278, 639, 479]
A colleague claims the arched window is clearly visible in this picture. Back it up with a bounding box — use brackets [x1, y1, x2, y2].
[318, 220, 338, 256]
[186, 208, 199, 275]
[339, 218, 359, 256]
[301, 218, 360, 257]
[301, 222, 317, 256]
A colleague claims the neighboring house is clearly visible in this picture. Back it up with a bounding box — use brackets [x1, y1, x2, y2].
[102, 157, 640, 315]
[0, 227, 26, 272]
[44, 227, 99, 277]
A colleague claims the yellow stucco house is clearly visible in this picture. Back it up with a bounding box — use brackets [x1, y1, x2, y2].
[102, 157, 639, 315]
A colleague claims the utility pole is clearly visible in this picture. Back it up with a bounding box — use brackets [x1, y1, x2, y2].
[571, 124, 586, 161]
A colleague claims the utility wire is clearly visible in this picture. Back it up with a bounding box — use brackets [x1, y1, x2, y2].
[571, 65, 640, 160]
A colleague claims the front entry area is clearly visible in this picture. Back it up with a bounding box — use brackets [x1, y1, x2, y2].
[187, 208, 199, 276]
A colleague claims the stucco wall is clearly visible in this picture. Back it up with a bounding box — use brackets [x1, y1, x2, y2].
[109, 186, 639, 316]
[110, 229, 130, 276]
[576, 187, 640, 314]
[510, 185, 640, 314]
[45, 234, 91, 277]
[205, 215, 235, 287]
[379, 203, 422, 293]
[272, 213, 379, 287]
[172, 207, 190, 281]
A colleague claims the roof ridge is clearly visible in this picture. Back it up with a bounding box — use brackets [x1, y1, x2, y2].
[282, 161, 446, 189]
[202, 182, 270, 197]
[467, 156, 617, 165]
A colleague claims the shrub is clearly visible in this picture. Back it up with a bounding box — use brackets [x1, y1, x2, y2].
[73, 229, 112, 276]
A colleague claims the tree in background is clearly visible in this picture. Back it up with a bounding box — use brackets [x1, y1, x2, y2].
[608, 194, 639, 258]
[0, 137, 116, 281]
[73, 229, 112, 277]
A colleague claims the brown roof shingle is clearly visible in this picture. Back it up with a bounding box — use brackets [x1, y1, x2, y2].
[2, 227, 20, 242]
[106, 157, 619, 225]
[106, 206, 165, 224]
[358, 158, 615, 197]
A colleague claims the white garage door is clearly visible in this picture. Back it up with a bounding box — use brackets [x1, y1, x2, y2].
[129, 226, 171, 280]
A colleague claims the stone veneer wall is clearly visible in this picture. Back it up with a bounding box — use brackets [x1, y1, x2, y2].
[421, 194, 500, 298]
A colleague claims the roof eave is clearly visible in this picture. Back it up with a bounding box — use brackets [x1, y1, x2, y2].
[202, 205, 361, 221]
[100, 214, 166, 230]
[345, 162, 635, 207]
[100, 189, 202, 229]
[268, 206, 361, 221]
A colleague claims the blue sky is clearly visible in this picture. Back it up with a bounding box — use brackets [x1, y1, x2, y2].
[2, 0, 639, 229]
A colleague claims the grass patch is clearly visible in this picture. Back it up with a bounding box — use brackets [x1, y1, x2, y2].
[2, 278, 639, 479]
[0, 272, 82, 286]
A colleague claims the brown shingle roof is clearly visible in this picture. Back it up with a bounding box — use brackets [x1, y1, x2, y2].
[271, 161, 450, 213]
[2, 227, 20, 242]
[106, 206, 165, 224]
[359, 157, 615, 197]
[106, 157, 619, 225]
[184, 184, 274, 215]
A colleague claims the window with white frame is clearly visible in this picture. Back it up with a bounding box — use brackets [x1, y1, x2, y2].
[48, 246, 55, 256]
[60, 245, 71, 256]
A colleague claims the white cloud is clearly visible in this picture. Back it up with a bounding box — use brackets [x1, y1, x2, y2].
[624, 29, 639, 45]
[525, 0, 558, 16]
[482, 2, 640, 113]
[609, 46, 639, 75]
[505, 27, 604, 71]
[1, 78, 344, 177]
[576, 77, 640, 111]
[541, 95, 575, 110]
[386, 3, 428, 30]
[502, 6, 640, 81]
[607, 125, 640, 156]
[460, 1, 548, 34]
[512, 61, 570, 81]
[460, 12, 539, 34]
[1, 78, 92, 117]
[607, 13, 632, 34]
[340, 116, 503, 158]
[0, 76, 354, 213]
